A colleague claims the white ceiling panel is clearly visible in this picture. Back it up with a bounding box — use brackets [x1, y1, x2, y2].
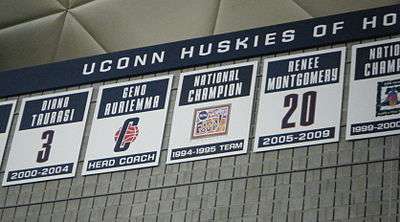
[54, 13, 106, 62]
[214, 0, 312, 34]
[0, 0, 65, 29]
[0, 13, 66, 71]
[294, 0, 400, 17]
[70, 0, 220, 51]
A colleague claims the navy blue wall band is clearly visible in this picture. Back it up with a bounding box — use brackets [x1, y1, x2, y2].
[1, 4, 400, 97]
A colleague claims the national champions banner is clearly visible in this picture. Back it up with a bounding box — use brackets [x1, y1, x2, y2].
[82, 76, 172, 175]
[168, 61, 257, 163]
[255, 48, 346, 151]
[3, 89, 92, 186]
[347, 37, 400, 140]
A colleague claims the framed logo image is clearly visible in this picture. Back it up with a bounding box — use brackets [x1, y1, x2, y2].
[191, 104, 231, 139]
[375, 79, 400, 116]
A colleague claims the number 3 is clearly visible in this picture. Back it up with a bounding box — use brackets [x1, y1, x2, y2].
[36, 130, 54, 163]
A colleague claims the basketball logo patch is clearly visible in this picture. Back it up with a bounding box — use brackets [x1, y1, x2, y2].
[114, 125, 139, 144]
[192, 104, 230, 139]
[114, 117, 140, 152]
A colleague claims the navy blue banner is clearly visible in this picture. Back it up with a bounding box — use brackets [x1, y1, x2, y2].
[6, 163, 73, 182]
[86, 151, 157, 171]
[19, 92, 89, 130]
[179, 65, 253, 106]
[97, 79, 169, 119]
[1, 4, 400, 97]
[170, 139, 244, 160]
[265, 51, 342, 93]
[0, 104, 13, 133]
[354, 40, 400, 80]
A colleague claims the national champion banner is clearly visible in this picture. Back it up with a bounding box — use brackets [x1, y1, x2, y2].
[167, 61, 257, 164]
[0, 101, 16, 166]
[346, 37, 400, 140]
[3, 89, 92, 186]
[254, 48, 346, 151]
[82, 76, 172, 175]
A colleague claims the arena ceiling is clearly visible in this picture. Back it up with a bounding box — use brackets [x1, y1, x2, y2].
[0, 0, 399, 72]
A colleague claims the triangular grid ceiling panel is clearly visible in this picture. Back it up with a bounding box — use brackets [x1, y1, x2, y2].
[0, 0, 65, 29]
[54, 13, 106, 62]
[0, 13, 65, 72]
[56, 0, 70, 9]
[294, 0, 400, 17]
[70, 0, 96, 8]
[70, 0, 220, 51]
[214, 0, 312, 34]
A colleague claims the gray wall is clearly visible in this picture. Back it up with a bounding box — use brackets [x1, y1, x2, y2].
[0, 36, 399, 222]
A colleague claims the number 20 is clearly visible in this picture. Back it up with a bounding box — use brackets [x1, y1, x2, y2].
[281, 91, 316, 129]
[36, 130, 54, 163]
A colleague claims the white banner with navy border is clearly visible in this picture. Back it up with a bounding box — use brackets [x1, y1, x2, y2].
[167, 61, 257, 164]
[0, 100, 16, 166]
[82, 76, 172, 175]
[254, 48, 345, 152]
[3, 89, 92, 186]
[347, 38, 400, 140]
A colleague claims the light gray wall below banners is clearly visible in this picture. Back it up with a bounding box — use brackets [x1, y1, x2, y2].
[0, 36, 399, 222]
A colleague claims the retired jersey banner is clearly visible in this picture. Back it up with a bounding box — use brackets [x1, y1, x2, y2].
[3, 89, 92, 186]
[347, 38, 400, 140]
[0, 101, 16, 166]
[254, 48, 345, 151]
[82, 76, 172, 175]
[167, 61, 257, 164]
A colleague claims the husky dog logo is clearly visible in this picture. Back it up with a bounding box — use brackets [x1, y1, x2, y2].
[192, 104, 230, 139]
[376, 79, 400, 116]
[114, 117, 140, 152]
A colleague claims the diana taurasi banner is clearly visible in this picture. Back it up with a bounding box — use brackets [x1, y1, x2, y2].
[167, 61, 257, 164]
[347, 38, 400, 140]
[0, 101, 16, 166]
[3, 89, 92, 186]
[82, 76, 172, 175]
[254, 48, 346, 151]
[0, 5, 400, 97]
